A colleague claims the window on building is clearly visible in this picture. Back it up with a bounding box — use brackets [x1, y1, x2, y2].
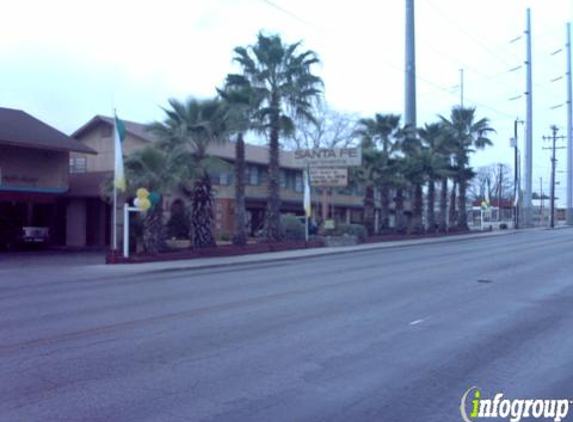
[280, 170, 286, 188]
[295, 172, 303, 192]
[219, 172, 229, 186]
[69, 157, 87, 173]
[250, 166, 259, 186]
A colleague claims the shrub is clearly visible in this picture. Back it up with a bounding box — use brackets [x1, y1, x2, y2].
[325, 223, 368, 242]
[220, 231, 231, 241]
[280, 214, 306, 241]
[499, 223, 508, 230]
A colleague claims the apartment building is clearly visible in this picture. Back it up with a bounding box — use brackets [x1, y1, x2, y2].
[69, 115, 378, 247]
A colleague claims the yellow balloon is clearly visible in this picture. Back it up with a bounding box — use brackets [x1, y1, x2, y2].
[137, 188, 149, 199]
[138, 198, 151, 211]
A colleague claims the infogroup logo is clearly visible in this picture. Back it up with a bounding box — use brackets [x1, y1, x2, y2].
[460, 387, 571, 422]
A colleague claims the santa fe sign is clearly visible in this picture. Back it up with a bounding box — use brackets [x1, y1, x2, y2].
[293, 147, 362, 167]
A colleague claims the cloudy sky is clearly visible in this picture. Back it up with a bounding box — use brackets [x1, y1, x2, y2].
[1, 0, 572, 199]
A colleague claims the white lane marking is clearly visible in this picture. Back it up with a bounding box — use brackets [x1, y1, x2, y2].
[409, 319, 425, 326]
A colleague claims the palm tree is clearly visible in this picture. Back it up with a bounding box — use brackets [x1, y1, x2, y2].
[217, 84, 261, 246]
[392, 158, 409, 235]
[228, 32, 323, 241]
[399, 124, 429, 234]
[124, 145, 180, 253]
[352, 138, 381, 235]
[148, 98, 228, 248]
[354, 113, 401, 233]
[419, 122, 451, 233]
[440, 106, 494, 231]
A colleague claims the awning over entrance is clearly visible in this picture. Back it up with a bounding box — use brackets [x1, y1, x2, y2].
[0, 186, 67, 204]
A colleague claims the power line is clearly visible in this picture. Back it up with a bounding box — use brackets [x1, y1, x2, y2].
[418, 0, 523, 68]
[256, 0, 563, 125]
[257, 0, 319, 28]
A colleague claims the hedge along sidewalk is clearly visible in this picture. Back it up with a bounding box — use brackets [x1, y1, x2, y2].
[97, 229, 517, 276]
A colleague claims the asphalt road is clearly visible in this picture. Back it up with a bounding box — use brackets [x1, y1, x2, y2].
[1, 229, 573, 421]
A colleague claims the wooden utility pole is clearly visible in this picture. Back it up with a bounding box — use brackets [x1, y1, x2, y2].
[542, 125, 566, 228]
[540, 177, 544, 225]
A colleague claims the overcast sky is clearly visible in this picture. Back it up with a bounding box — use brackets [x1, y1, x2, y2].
[1, 0, 572, 200]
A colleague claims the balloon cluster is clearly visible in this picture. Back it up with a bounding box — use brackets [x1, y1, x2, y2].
[134, 188, 160, 212]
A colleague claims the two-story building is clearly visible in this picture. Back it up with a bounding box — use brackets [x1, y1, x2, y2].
[0, 107, 96, 248]
[69, 115, 377, 248]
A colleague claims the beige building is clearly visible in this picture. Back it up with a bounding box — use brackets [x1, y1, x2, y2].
[0, 109, 412, 250]
[69, 115, 380, 248]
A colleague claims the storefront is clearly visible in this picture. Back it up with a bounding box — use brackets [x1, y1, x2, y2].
[0, 108, 95, 249]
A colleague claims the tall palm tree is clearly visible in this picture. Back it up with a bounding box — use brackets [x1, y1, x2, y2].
[399, 124, 429, 234]
[217, 84, 261, 246]
[352, 138, 381, 235]
[354, 113, 401, 233]
[228, 32, 323, 241]
[148, 98, 228, 248]
[392, 158, 409, 235]
[124, 145, 180, 253]
[440, 106, 494, 231]
[419, 122, 451, 233]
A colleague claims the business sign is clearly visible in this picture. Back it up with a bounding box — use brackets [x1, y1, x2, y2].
[294, 147, 362, 167]
[309, 167, 348, 187]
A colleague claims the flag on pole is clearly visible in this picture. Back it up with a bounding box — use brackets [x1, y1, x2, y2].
[513, 187, 519, 207]
[304, 166, 311, 218]
[485, 178, 491, 207]
[113, 114, 126, 191]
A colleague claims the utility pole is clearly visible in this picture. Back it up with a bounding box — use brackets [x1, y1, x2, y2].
[405, 0, 417, 128]
[511, 119, 522, 228]
[543, 125, 567, 228]
[540, 177, 544, 225]
[566, 22, 573, 225]
[523, 8, 534, 227]
[497, 163, 503, 222]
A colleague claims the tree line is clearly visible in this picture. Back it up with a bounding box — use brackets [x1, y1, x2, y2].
[121, 31, 495, 253]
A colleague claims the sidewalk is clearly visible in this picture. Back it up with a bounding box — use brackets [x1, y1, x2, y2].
[100, 229, 519, 276]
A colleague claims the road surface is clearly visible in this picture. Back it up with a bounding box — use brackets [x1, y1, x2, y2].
[1, 229, 573, 421]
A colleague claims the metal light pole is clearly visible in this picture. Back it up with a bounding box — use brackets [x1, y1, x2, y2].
[566, 22, 573, 225]
[405, 0, 417, 128]
[512, 119, 524, 229]
[523, 8, 534, 227]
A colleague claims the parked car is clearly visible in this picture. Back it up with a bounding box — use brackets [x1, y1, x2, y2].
[20, 226, 50, 245]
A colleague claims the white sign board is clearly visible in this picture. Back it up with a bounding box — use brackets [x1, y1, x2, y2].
[294, 148, 362, 167]
[309, 167, 348, 187]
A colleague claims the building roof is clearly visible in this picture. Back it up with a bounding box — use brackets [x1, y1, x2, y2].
[72, 115, 300, 169]
[72, 115, 156, 143]
[0, 107, 96, 154]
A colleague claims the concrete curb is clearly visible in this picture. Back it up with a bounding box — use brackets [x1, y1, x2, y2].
[101, 229, 519, 276]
